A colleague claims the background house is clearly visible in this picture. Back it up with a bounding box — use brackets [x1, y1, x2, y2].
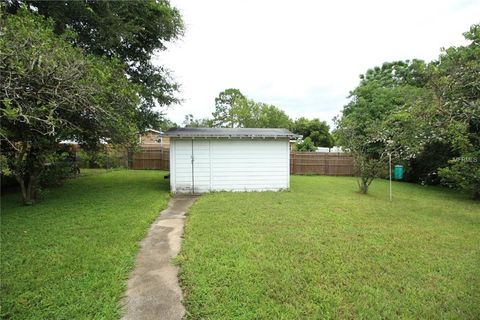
[139, 129, 170, 148]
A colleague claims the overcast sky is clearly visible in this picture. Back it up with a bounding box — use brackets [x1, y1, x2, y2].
[155, 0, 479, 127]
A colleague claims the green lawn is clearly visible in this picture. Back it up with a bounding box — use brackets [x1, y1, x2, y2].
[1, 170, 170, 319]
[178, 176, 480, 319]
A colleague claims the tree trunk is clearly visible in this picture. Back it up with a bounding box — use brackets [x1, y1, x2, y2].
[16, 176, 29, 204]
[26, 174, 38, 204]
[359, 182, 368, 194]
[473, 190, 480, 200]
[357, 177, 370, 194]
[15, 174, 38, 205]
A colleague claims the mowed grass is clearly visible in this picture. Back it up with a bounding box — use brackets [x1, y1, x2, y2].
[1, 170, 170, 319]
[178, 176, 480, 319]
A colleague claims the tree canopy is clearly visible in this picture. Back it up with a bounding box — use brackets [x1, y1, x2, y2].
[291, 118, 334, 148]
[187, 88, 336, 148]
[210, 89, 292, 129]
[5, 0, 184, 130]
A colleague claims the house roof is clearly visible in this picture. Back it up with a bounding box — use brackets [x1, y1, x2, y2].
[164, 128, 301, 139]
[143, 128, 163, 134]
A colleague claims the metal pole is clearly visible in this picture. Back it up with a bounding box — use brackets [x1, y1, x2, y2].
[389, 153, 392, 201]
[191, 139, 195, 195]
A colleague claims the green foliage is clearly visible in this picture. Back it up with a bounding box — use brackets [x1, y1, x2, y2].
[0, 9, 138, 203]
[211, 89, 292, 128]
[336, 25, 480, 198]
[0, 155, 12, 176]
[295, 137, 316, 152]
[335, 116, 387, 193]
[408, 142, 458, 185]
[253, 103, 292, 128]
[439, 151, 480, 199]
[77, 148, 126, 169]
[37, 153, 75, 188]
[183, 114, 214, 128]
[333, 61, 423, 193]
[1, 170, 170, 319]
[291, 117, 334, 147]
[6, 0, 184, 130]
[425, 24, 480, 198]
[179, 176, 480, 319]
[212, 88, 246, 127]
[158, 118, 179, 131]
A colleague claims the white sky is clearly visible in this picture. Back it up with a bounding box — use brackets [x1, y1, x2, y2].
[154, 0, 480, 127]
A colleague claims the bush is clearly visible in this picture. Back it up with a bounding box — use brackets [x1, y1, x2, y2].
[77, 149, 126, 169]
[406, 142, 457, 185]
[38, 162, 71, 187]
[38, 153, 78, 187]
[295, 137, 316, 152]
[439, 151, 480, 199]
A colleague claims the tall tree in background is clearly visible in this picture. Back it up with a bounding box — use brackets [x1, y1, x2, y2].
[183, 114, 213, 128]
[212, 88, 246, 127]
[255, 103, 292, 128]
[211, 89, 291, 128]
[5, 0, 184, 130]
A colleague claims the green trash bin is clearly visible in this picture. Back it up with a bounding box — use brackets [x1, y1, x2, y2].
[394, 165, 404, 180]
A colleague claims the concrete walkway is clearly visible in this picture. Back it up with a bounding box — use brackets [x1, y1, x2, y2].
[122, 195, 198, 320]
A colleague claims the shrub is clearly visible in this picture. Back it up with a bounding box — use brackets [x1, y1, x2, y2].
[295, 137, 316, 152]
[77, 149, 126, 169]
[439, 151, 480, 199]
[38, 153, 77, 188]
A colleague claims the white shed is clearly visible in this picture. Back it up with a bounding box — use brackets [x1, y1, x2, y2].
[165, 128, 301, 194]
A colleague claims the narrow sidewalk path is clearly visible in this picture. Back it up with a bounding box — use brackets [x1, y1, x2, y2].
[122, 195, 198, 320]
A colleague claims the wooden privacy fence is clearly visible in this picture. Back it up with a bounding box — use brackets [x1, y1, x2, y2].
[129, 147, 353, 176]
[129, 146, 169, 170]
[290, 152, 354, 176]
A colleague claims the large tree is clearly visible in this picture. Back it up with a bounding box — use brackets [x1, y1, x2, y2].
[5, 0, 184, 130]
[0, 10, 139, 204]
[212, 88, 246, 127]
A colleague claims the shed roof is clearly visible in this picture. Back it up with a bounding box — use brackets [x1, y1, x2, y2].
[164, 128, 301, 139]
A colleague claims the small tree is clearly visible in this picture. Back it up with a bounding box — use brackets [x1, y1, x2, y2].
[335, 118, 387, 194]
[335, 59, 433, 194]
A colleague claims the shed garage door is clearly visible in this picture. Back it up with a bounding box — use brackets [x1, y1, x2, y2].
[171, 139, 290, 193]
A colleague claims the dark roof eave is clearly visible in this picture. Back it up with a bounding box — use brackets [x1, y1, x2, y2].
[165, 134, 301, 139]
[163, 128, 302, 139]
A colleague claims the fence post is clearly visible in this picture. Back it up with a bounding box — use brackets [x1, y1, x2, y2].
[325, 154, 328, 175]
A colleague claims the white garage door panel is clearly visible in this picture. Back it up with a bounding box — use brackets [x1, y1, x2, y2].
[210, 139, 288, 191]
[192, 140, 210, 193]
[173, 140, 193, 192]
